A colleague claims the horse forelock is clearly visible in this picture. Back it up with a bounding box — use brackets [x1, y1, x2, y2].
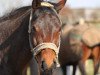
[31, 7, 61, 39]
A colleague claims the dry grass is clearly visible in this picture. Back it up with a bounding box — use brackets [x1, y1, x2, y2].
[86, 60, 94, 75]
[27, 67, 31, 75]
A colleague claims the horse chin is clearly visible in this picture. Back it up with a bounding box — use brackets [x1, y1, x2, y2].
[40, 63, 56, 75]
[41, 69, 53, 75]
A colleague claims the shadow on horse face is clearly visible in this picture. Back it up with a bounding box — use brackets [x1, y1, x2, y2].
[28, 0, 67, 74]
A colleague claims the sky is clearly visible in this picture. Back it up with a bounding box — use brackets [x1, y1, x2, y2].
[67, 0, 100, 8]
[0, 0, 100, 17]
[0, 0, 32, 17]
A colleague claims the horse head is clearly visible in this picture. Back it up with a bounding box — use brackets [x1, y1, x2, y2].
[28, 0, 67, 74]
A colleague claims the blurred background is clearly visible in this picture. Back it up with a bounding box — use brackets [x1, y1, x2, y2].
[59, 0, 100, 25]
[59, 0, 100, 75]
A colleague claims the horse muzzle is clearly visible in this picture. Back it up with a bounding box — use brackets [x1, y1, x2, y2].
[41, 60, 57, 75]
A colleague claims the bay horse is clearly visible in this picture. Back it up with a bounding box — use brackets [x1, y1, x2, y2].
[78, 24, 100, 75]
[0, 0, 67, 75]
[59, 23, 100, 75]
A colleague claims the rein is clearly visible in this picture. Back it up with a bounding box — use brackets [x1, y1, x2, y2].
[28, 2, 61, 67]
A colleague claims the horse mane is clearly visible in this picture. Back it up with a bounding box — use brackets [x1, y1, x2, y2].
[0, 7, 32, 72]
[0, 6, 31, 50]
[0, 6, 31, 22]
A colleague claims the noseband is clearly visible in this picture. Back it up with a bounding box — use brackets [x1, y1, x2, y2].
[28, 2, 61, 67]
[31, 43, 59, 56]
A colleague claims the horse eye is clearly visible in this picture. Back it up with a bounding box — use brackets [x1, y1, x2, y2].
[31, 26, 37, 32]
[32, 26, 39, 32]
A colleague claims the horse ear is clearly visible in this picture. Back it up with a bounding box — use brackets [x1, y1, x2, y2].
[50, 0, 67, 12]
[32, 0, 43, 9]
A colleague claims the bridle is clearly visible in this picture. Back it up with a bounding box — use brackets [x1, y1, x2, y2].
[28, 2, 61, 67]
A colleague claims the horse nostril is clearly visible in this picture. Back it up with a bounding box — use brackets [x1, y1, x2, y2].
[41, 61, 48, 71]
[52, 60, 57, 69]
[41, 60, 57, 71]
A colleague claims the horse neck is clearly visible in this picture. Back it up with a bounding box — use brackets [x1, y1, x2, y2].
[0, 7, 30, 44]
[0, 7, 32, 74]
